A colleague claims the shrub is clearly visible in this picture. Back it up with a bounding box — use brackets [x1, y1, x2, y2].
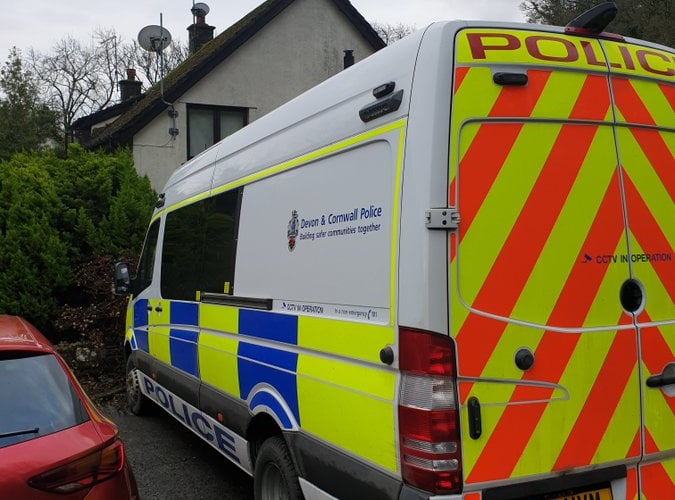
[0, 155, 71, 327]
[0, 146, 155, 331]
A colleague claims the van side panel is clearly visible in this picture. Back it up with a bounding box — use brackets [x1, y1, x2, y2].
[126, 28, 425, 496]
[234, 127, 404, 474]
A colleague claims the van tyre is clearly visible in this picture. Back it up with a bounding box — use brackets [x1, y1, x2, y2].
[254, 436, 303, 500]
[126, 355, 150, 415]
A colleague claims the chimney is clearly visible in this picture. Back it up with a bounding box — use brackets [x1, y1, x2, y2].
[119, 68, 142, 102]
[343, 50, 354, 69]
[188, 5, 215, 54]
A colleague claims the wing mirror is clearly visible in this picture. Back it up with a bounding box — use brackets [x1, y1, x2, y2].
[114, 262, 132, 296]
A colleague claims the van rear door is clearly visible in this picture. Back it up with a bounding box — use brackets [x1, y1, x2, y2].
[447, 27, 669, 494]
[603, 39, 675, 498]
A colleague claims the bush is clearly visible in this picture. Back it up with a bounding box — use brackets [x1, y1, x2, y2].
[0, 145, 155, 331]
[43, 144, 156, 257]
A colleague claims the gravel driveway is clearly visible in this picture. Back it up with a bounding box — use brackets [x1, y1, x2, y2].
[103, 404, 254, 499]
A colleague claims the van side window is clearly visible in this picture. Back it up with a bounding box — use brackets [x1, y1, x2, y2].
[161, 201, 207, 301]
[201, 189, 240, 295]
[136, 220, 160, 294]
[161, 188, 241, 301]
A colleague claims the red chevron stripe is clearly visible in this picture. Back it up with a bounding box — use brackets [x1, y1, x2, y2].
[449, 66, 472, 210]
[658, 82, 675, 109]
[624, 127, 675, 198]
[457, 76, 610, 381]
[456, 70, 551, 242]
[553, 327, 638, 469]
[628, 430, 641, 458]
[466, 175, 626, 483]
[455, 66, 470, 94]
[640, 320, 675, 415]
[641, 432, 675, 498]
[626, 466, 639, 500]
[623, 174, 674, 302]
[613, 77, 657, 125]
[613, 78, 675, 196]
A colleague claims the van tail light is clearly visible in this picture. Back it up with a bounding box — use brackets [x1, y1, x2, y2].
[29, 438, 126, 494]
[398, 327, 462, 494]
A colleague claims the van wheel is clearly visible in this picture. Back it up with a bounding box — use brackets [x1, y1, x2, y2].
[254, 436, 303, 500]
[126, 355, 150, 415]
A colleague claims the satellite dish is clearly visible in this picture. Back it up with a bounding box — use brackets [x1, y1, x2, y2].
[191, 2, 210, 17]
[137, 25, 172, 53]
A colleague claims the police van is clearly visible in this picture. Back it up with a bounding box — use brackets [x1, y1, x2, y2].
[114, 3, 674, 498]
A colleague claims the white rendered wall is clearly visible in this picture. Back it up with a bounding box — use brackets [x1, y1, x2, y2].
[133, 0, 378, 191]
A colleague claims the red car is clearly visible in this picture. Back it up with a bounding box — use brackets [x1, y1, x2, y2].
[0, 315, 139, 499]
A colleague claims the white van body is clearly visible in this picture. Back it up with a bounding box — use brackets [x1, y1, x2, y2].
[122, 15, 674, 500]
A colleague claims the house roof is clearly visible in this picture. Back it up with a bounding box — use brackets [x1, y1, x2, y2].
[71, 93, 143, 132]
[83, 0, 385, 149]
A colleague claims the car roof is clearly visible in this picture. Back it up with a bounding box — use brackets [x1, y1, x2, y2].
[0, 315, 54, 353]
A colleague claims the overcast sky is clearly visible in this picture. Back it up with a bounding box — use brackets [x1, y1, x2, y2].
[1, 0, 526, 59]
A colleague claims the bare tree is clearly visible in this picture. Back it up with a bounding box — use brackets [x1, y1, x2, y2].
[371, 22, 416, 45]
[119, 40, 189, 87]
[93, 28, 124, 106]
[30, 36, 116, 150]
[28, 28, 189, 151]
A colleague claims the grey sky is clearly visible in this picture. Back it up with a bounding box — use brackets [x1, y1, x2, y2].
[1, 1, 526, 59]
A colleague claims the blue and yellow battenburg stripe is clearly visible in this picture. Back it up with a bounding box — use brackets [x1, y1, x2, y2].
[131, 299, 399, 472]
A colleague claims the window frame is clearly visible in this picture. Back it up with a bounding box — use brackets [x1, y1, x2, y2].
[160, 187, 243, 301]
[186, 104, 249, 160]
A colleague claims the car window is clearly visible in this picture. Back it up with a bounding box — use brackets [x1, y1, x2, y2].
[0, 353, 89, 448]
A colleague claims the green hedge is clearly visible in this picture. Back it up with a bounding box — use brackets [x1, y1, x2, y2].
[0, 145, 156, 329]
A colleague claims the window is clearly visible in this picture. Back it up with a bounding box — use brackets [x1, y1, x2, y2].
[0, 353, 88, 448]
[201, 190, 240, 295]
[161, 189, 241, 301]
[187, 105, 247, 159]
[135, 220, 160, 294]
[161, 201, 206, 301]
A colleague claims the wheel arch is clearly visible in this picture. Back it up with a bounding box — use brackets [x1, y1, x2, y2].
[247, 411, 284, 467]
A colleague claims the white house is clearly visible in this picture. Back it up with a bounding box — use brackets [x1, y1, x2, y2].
[73, 0, 385, 190]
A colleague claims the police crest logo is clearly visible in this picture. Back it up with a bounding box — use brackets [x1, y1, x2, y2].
[287, 210, 299, 251]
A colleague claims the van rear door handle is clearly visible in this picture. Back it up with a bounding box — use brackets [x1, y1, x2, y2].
[154, 305, 163, 313]
[468, 397, 482, 439]
[646, 364, 675, 388]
